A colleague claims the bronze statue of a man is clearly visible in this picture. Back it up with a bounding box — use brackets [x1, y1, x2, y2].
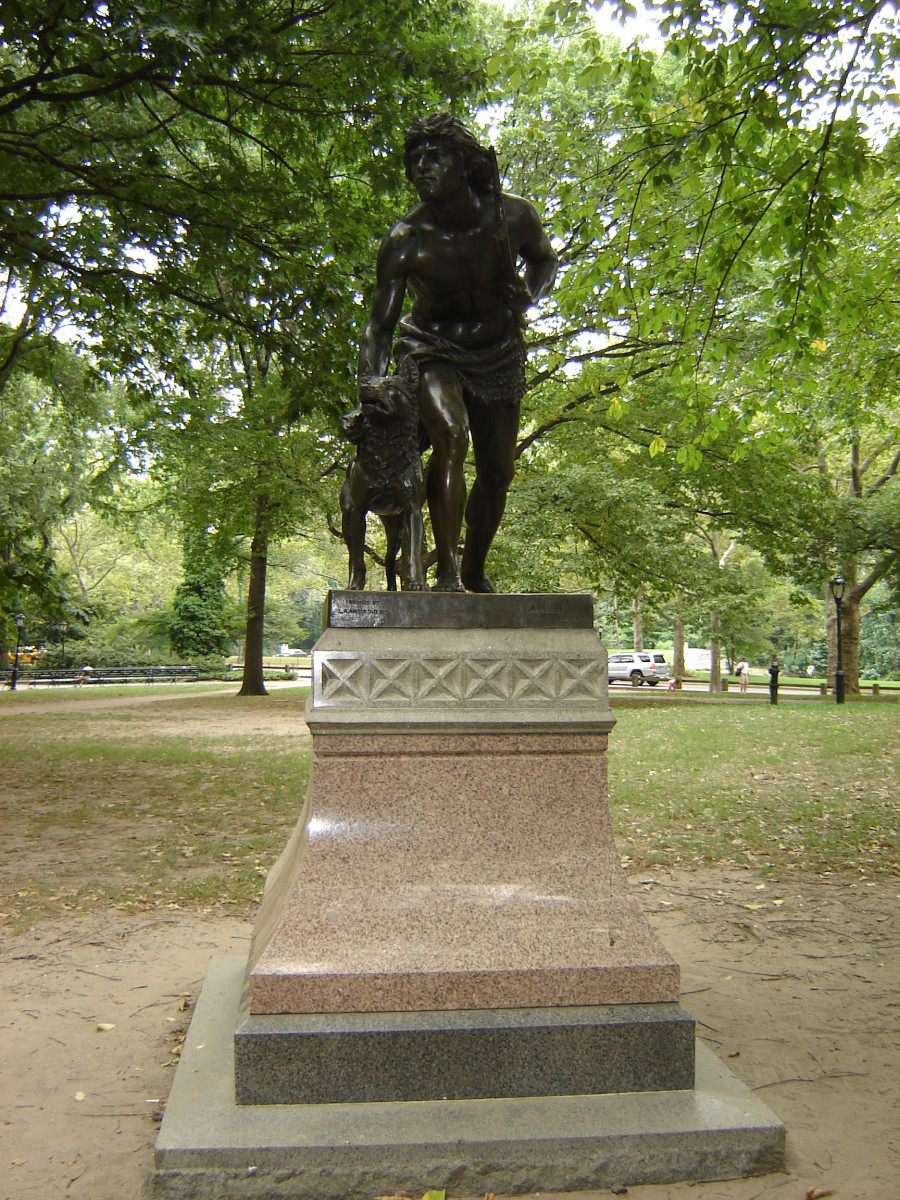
[357, 113, 558, 592]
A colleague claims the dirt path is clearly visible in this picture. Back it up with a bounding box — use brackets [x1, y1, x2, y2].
[3, 869, 897, 1200]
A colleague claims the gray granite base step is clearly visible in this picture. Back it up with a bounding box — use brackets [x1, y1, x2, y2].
[234, 1000, 695, 1104]
[151, 956, 785, 1199]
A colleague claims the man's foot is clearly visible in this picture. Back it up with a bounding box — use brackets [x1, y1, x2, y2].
[461, 570, 495, 593]
[433, 570, 465, 592]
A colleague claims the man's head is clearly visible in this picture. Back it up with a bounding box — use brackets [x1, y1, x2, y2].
[404, 113, 493, 192]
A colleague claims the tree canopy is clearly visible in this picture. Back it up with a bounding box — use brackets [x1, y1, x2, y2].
[2, 0, 898, 690]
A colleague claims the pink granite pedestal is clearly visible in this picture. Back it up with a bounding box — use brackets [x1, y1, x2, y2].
[236, 595, 688, 1104]
[248, 725, 679, 1014]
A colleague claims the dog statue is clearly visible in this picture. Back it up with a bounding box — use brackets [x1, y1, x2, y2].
[339, 356, 427, 591]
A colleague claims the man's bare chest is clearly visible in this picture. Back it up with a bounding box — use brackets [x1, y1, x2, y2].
[407, 223, 504, 291]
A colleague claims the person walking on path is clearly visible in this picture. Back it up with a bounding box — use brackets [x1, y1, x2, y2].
[737, 656, 750, 693]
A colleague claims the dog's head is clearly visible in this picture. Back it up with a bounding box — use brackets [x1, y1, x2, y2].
[342, 357, 419, 443]
[360, 356, 420, 421]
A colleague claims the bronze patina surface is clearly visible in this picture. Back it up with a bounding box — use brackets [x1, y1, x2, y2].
[348, 113, 558, 593]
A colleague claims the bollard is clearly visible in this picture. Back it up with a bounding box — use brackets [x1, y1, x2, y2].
[768, 661, 780, 705]
[872, 683, 880, 696]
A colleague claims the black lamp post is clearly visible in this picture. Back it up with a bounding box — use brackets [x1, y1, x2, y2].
[11, 612, 26, 690]
[59, 621, 67, 670]
[829, 575, 846, 705]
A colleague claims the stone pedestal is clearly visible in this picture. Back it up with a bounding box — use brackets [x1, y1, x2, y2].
[152, 592, 785, 1197]
[237, 592, 689, 1105]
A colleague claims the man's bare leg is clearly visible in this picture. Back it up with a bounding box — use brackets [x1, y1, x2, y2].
[460, 398, 519, 593]
[419, 364, 468, 591]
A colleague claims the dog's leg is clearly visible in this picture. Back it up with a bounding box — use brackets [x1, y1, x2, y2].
[340, 469, 368, 590]
[382, 514, 400, 591]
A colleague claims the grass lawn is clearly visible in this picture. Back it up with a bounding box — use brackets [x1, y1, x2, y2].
[608, 703, 899, 876]
[0, 687, 896, 930]
[0, 689, 310, 930]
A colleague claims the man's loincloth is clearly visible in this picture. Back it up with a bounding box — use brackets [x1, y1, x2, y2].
[394, 316, 526, 407]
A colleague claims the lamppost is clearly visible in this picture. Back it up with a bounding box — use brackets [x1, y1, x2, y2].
[59, 621, 68, 670]
[829, 575, 846, 705]
[11, 612, 26, 690]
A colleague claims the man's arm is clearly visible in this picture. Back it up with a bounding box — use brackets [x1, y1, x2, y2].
[357, 226, 410, 387]
[507, 196, 558, 304]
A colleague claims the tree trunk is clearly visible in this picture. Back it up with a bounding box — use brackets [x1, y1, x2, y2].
[0, 547, 10, 669]
[825, 576, 861, 695]
[841, 592, 861, 694]
[632, 585, 643, 651]
[239, 493, 271, 697]
[709, 611, 722, 693]
[672, 615, 685, 678]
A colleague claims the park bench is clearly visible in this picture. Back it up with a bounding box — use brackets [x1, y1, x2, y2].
[23, 668, 88, 686]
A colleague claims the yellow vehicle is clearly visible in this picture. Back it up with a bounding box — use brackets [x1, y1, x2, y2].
[7, 646, 42, 666]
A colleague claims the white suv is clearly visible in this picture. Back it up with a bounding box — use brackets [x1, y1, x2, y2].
[607, 650, 670, 686]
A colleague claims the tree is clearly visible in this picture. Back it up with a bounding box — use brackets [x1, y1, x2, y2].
[56, 494, 183, 612]
[0, 327, 130, 658]
[170, 565, 232, 660]
[1, 1, 482, 334]
[479, 4, 896, 689]
[2, 1, 487, 692]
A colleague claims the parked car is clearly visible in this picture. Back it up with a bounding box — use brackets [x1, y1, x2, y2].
[607, 650, 670, 686]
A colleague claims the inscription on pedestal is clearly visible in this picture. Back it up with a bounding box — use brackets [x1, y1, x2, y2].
[325, 591, 594, 630]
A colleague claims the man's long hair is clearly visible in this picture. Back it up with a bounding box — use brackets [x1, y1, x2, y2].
[404, 113, 493, 192]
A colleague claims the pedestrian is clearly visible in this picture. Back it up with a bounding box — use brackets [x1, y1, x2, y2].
[737, 656, 750, 693]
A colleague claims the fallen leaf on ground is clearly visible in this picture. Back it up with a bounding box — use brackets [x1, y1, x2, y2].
[95, 1022, 115, 1032]
[74, 1091, 85, 1102]
[805, 1188, 835, 1199]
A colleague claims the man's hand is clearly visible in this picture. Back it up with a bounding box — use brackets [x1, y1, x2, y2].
[504, 276, 532, 313]
[502, 277, 532, 329]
